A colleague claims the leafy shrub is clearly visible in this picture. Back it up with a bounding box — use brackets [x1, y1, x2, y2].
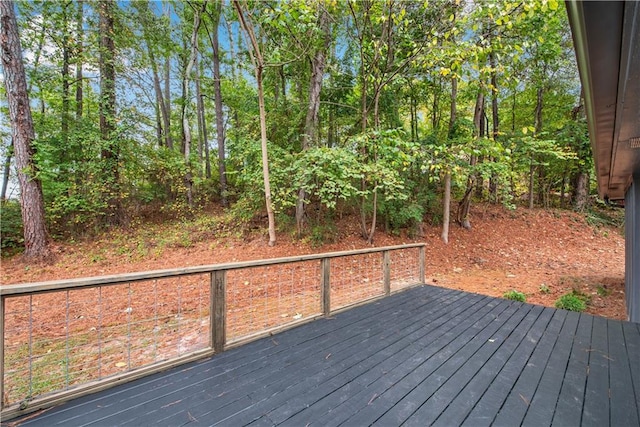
[1, 200, 23, 255]
[503, 290, 526, 302]
[309, 222, 339, 247]
[555, 294, 587, 312]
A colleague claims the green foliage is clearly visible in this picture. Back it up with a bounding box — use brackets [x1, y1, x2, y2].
[555, 293, 587, 312]
[539, 284, 551, 294]
[503, 290, 527, 302]
[308, 222, 339, 247]
[596, 285, 610, 297]
[1, 201, 24, 256]
[294, 147, 364, 210]
[6, 0, 588, 246]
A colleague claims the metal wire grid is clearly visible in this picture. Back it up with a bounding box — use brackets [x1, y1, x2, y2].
[225, 260, 322, 343]
[2, 275, 210, 407]
[389, 246, 422, 291]
[330, 253, 385, 310]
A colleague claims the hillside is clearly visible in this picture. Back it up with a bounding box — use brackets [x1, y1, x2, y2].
[1, 203, 626, 320]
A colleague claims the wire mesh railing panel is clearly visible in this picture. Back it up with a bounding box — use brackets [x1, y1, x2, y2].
[330, 253, 384, 310]
[2, 275, 210, 407]
[390, 246, 422, 291]
[226, 261, 322, 343]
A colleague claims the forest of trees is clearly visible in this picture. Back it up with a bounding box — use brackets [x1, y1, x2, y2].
[1, 0, 592, 258]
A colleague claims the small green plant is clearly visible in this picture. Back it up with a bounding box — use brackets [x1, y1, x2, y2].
[555, 293, 587, 312]
[539, 284, 551, 294]
[596, 285, 610, 297]
[503, 290, 526, 302]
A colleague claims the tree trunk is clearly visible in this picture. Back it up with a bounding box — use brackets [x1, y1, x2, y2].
[529, 85, 544, 209]
[441, 172, 451, 243]
[442, 75, 457, 244]
[138, 0, 169, 148]
[458, 89, 483, 230]
[296, 4, 330, 235]
[194, 53, 207, 169]
[98, 0, 122, 225]
[181, 4, 204, 208]
[1, 1, 50, 258]
[163, 2, 172, 150]
[61, 1, 70, 147]
[573, 172, 589, 212]
[234, 0, 276, 246]
[1, 139, 12, 201]
[75, 0, 83, 119]
[208, 1, 227, 205]
[528, 161, 535, 209]
[489, 51, 499, 201]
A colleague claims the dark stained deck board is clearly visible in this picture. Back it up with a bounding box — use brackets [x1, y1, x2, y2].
[520, 310, 580, 427]
[582, 316, 611, 427]
[269, 297, 515, 427]
[488, 309, 566, 427]
[11, 285, 640, 427]
[374, 304, 547, 426]
[608, 319, 640, 427]
[190, 292, 495, 426]
[288, 299, 521, 427]
[149, 290, 481, 426]
[622, 321, 640, 424]
[438, 308, 566, 427]
[552, 312, 594, 425]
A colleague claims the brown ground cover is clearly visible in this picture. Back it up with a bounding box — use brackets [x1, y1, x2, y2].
[1, 203, 627, 321]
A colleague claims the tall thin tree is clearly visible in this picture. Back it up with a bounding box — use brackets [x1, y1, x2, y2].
[233, 0, 276, 246]
[1, 0, 50, 258]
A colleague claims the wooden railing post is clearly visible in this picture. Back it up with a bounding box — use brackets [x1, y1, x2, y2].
[0, 296, 5, 412]
[419, 245, 426, 284]
[211, 271, 226, 353]
[321, 258, 331, 316]
[383, 251, 391, 295]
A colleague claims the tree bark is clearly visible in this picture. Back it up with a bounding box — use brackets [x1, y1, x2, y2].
[207, 0, 227, 205]
[1, 1, 50, 258]
[138, 0, 170, 148]
[296, 3, 330, 235]
[234, 0, 276, 246]
[1, 139, 12, 201]
[442, 74, 457, 244]
[98, 0, 122, 225]
[194, 53, 207, 169]
[61, 1, 70, 147]
[181, 4, 204, 208]
[163, 2, 173, 150]
[573, 172, 589, 211]
[75, 0, 83, 119]
[458, 89, 483, 230]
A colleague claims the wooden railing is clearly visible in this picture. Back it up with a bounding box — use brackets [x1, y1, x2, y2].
[0, 243, 425, 420]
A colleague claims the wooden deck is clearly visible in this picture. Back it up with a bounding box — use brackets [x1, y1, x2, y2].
[9, 285, 640, 426]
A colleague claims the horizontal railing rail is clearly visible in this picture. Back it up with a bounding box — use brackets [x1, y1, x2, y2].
[1, 243, 425, 420]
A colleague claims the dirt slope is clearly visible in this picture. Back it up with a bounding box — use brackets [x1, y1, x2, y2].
[0, 204, 627, 320]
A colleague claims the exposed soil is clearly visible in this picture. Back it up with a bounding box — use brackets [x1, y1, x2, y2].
[1, 203, 627, 321]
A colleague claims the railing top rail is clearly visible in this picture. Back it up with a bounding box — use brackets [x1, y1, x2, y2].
[1, 243, 425, 297]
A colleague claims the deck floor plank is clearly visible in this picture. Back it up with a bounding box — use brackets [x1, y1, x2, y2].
[607, 319, 640, 427]
[277, 298, 515, 427]
[582, 316, 611, 427]
[520, 311, 580, 427]
[552, 313, 593, 425]
[150, 289, 477, 427]
[9, 285, 639, 427]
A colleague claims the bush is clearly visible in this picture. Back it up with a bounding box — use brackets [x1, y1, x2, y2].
[555, 294, 587, 312]
[503, 290, 526, 302]
[1, 200, 24, 256]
